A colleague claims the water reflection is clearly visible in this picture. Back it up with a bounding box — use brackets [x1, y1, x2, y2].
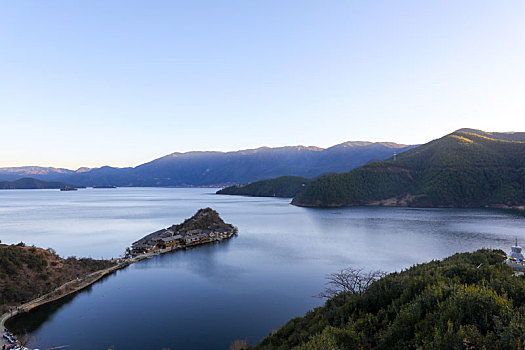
[1, 189, 524, 349]
[6, 271, 123, 334]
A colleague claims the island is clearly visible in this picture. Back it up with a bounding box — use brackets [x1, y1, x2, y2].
[60, 186, 78, 191]
[130, 208, 238, 255]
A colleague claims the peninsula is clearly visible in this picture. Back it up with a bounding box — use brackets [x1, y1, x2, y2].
[130, 208, 237, 255]
[1, 208, 237, 348]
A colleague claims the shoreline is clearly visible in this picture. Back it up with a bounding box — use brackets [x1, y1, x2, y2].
[290, 201, 525, 212]
[0, 235, 236, 348]
[0, 208, 238, 349]
[0, 246, 175, 344]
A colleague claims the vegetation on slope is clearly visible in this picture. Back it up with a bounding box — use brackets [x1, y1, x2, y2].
[217, 176, 312, 198]
[293, 129, 525, 208]
[0, 243, 114, 313]
[170, 207, 236, 233]
[254, 249, 525, 350]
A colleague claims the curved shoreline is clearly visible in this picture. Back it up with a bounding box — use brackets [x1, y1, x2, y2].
[0, 249, 161, 342]
[1, 211, 237, 349]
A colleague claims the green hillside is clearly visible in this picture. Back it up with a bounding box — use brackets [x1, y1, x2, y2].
[254, 249, 525, 350]
[217, 176, 312, 198]
[292, 129, 525, 208]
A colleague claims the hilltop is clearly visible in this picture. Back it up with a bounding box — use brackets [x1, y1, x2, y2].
[254, 249, 525, 349]
[217, 176, 312, 198]
[0, 141, 414, 187]
[170, 208, 235, 233]
[292, 129, 525, 208]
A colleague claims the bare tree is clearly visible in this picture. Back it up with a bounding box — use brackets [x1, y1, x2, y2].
[317, 267, 385, 299]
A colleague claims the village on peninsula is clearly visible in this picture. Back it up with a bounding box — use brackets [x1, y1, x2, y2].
[0, 208, 237, 350]
[129, 207, 238, 256]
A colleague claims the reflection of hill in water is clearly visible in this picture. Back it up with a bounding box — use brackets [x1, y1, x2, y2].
[7, 292, 78, 334]
[3, 188, 524, 350]
[6, 271, 121, 334]
[7, 241, 239, 337]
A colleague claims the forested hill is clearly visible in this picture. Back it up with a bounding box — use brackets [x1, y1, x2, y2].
[254, 249, 525, 349]
[217, 176, 312, 198]
[170, 207, 235, 233]
[292, 129, 525, 208]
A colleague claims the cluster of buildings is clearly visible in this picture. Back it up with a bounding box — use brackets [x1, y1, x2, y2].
[130, 227, 235, 256]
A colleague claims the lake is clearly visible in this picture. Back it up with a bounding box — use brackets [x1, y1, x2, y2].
[2, 187, 524, 349]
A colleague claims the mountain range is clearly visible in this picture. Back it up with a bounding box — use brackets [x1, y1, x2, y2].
[292, 129, 525, 209]
[0, 141, 413, 187]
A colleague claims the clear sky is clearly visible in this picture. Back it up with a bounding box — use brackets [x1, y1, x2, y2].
[1, 1, 524, 169]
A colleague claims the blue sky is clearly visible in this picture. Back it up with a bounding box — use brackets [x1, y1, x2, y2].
[1, 1, 524, 169]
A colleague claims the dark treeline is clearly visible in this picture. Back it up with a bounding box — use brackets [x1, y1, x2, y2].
[217, 176, 312, 198]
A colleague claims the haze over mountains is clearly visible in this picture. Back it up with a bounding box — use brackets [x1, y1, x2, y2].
[0, 141, 413, 187]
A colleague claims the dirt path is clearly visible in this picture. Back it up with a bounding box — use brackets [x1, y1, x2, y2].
[0, 250, 162, 348]
[0, 244, 204, 348]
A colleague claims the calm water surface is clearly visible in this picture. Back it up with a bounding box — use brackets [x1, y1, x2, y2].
[1, 188, 525, 349]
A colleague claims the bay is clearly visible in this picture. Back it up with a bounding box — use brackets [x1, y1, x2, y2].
[1, 188, 524, 349]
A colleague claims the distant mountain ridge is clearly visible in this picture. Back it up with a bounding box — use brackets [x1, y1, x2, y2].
[0, 166, 91, 182]
[0, 141, 414, 187]
[292, 129, 525, 208]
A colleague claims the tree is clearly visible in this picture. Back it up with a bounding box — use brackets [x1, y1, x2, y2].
[317, 267, 385, 300]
